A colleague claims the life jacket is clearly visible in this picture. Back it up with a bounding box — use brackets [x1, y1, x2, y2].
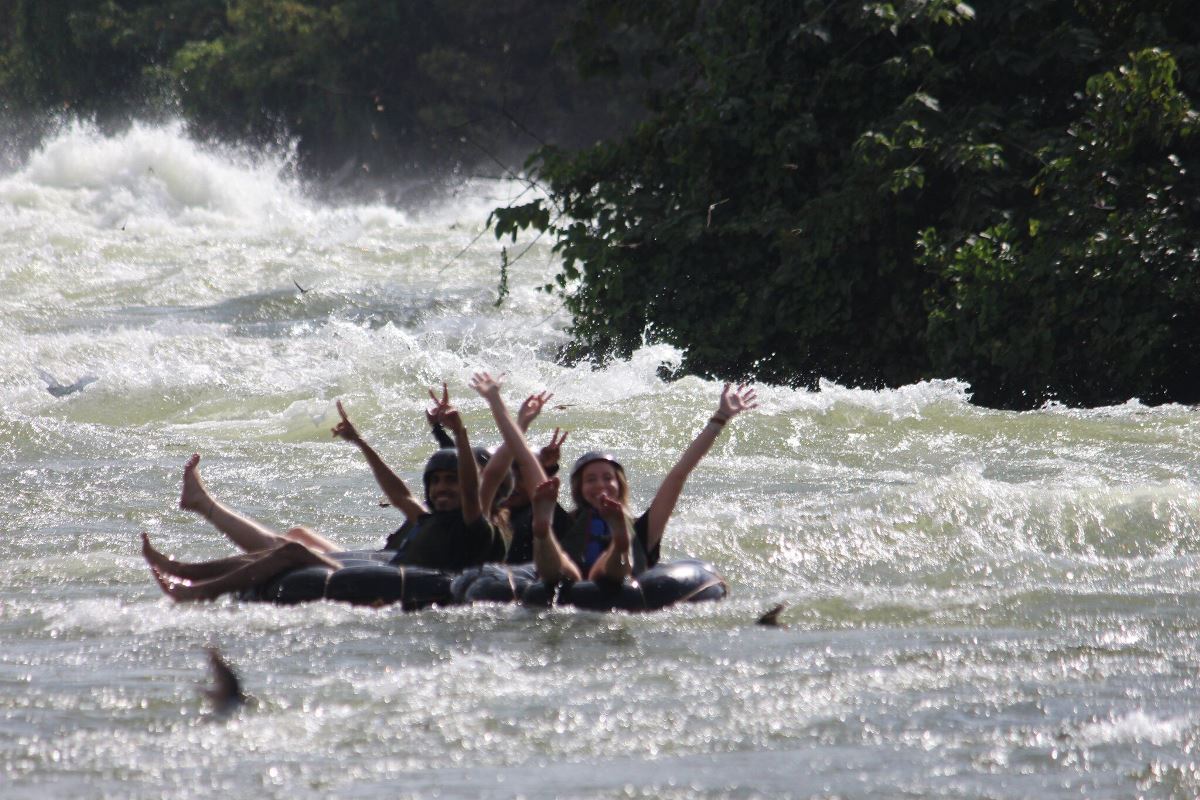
[386, 510, 496, 572]
[559, 507, 648, 576]
[505, 502, 573, 564]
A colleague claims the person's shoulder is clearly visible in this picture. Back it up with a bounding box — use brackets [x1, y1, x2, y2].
[402, 513, 432, 529]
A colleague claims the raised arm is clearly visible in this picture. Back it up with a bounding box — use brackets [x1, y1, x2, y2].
[478, 390, 552, 511]
[645, 384, 758, 550]
[332, 400, 425, 523]
[436, 402, 482, 525]
[469, 372, 547, 496]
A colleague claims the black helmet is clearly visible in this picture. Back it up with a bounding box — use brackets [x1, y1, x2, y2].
[473, 446, 491, 467]
[569, 451, 624, 480]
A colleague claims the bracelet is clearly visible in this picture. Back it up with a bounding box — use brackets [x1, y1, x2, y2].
[708, 416, 727, 427]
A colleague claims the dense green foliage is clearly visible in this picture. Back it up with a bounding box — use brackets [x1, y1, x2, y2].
[0, 0, 633, 174]
[493, 0, 1200, 407]
[923, 46, 1200, 406]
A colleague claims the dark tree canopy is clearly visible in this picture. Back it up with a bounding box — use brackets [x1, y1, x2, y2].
[492, 0, 1200, 407]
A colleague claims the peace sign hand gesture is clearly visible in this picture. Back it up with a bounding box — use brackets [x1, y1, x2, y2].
[539, 427, 568, 468]
[426, 382, 450, 423]
[437, 403, 466, 435]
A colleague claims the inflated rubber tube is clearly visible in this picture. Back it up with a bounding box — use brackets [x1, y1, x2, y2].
[450, 563, 539, 604]
[254, 554, 726, 612]
[521, 559, 727, 612]
[330, 550, 396, 565]
[638, 559, 729, 608]
[259, 565, 330, 605]
[522, 577, 646, 612]
[257, 550, 454, 609]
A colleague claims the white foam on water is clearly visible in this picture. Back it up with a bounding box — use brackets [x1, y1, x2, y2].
[6, 121, 298, 229]
[1076, 711, 1190, 747]
[760, 377, 974, 418]
[0, 122, 546, 242]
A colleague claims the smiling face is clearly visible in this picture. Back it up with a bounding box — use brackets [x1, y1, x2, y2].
[574, 460, 627, 510]
[426, 469, 461, 511]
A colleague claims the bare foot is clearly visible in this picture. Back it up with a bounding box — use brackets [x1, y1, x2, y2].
[597, 493, 630, 550]
[531, 477, 559, 539]
[179, 454, 214, 517]
[147, 562, 200, 602]
[141, 532, 174, 574]
[143, 531, 246, 580]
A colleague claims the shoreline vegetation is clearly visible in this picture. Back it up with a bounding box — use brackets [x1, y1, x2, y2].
[3, 0, 1198, 409]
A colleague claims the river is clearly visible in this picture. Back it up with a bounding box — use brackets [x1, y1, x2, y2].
[3, 121, 1199, 799]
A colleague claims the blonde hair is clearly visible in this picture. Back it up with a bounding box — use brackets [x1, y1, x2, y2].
[490, 506, 513, 547]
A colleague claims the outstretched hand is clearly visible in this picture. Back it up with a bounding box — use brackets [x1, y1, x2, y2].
[715, 384, 759, 422]
[469, 371, 503, 400]
[331, 400, 361, 443]
[517, 390, 553, 429]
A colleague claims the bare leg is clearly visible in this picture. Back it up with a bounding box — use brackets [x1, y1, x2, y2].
[281, 526, 340, 554]
[142, 532, 257, 580]
[587, 493, 633, 583]
[152, 541, 342, 602]
[531, 478, 580, 583]
[179, 453, 303, 553]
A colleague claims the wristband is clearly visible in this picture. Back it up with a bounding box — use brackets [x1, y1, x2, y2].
[708, 416, 727, 427]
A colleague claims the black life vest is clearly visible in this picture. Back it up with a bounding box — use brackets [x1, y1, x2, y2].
[386, 510, 496, 572]
[559, 507, 649, 576]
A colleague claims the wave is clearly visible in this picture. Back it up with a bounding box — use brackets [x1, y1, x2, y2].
[0, 119, 540, 234]
[0, 120, 313, 230]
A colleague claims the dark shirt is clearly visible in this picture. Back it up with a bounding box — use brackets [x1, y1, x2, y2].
[385, 510, 496, 572]
[505, 502, 574, 564]
[634, 512, 661, 569]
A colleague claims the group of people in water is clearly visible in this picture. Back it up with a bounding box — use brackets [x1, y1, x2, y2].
[142, 373, 758, 602]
